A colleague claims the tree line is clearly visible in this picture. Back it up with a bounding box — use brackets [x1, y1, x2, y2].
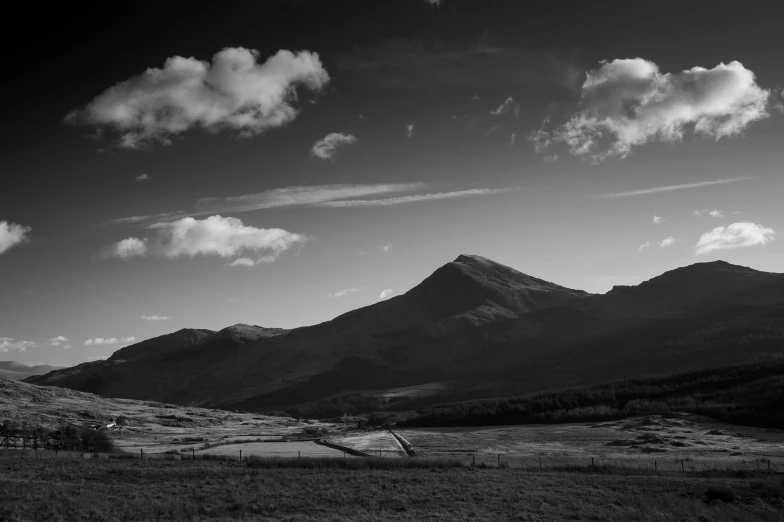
[0, 420, 115, 452]
[397, 361, 784, 429]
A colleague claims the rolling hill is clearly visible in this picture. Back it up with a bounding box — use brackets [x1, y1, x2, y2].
[26, 255, 784, 411]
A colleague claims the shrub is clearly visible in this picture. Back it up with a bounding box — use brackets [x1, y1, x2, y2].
[705, 486, 735, 503]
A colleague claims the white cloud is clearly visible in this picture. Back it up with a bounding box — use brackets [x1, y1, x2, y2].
[135, 173, 150, 182]
[106, 215, 307, 262]
[378, 289, 394, 299]
[653, 215, 663, 224]
[510, 132, 517, 146]
[543, 154, 558, 163]
[110, 237, 148, 259]
[311, 132, 358, 160]
[141, 315, 169, 321]
[659, 236, 675, 248]
[319, 188, 515, 207]
[382, 243, 393, 253]
[63, 345, 73, 350]
[694, 209, 727, 217]
[695, 222, 774, 255]
[0, 338, 35, 352]
[638, 242, 651, 252]
[224, 255, 277, 267]
[709, 210, 725, 217]
[597, 177, 749, 198]
[66, 48, 329, 149]
[328, 288, 359, 298]
[0, 221, 31, 255]
[47, 336, 69, 346]
[406, 124, 415, 138]
[534, 59, 770, 161]
[84, 337, 136, 346]
[490, 96, 520, 116]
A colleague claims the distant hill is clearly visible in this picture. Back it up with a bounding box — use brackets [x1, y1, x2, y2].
[0, 361, 66, 381]
[26, 255, 784, 411]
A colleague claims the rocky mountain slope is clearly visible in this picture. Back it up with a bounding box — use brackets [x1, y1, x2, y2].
[26, 255, 784, 410]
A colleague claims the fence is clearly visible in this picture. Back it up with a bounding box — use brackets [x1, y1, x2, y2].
[0, 447, 780, 476]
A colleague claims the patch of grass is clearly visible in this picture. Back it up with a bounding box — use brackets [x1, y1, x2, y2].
[705, 485, 736, 503]
[245, 455, 463, 469]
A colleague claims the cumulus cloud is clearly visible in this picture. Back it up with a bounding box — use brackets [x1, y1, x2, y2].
[695, 222, 774, 255]
[693, 209, 728, 217]
[66, 47, 329, 148]
[490, 96, 520, 116]
[382, 243, 393, 252]
[327, 288, 359, 298]
[653, 215, 663, 224]
[379, 289, 394, 299]
[638, 242, 651, 252]
[0, 221, 31, 255]
[533, 59, 770, 161]
[510, 132, 517, 146]
[0, 338, 35, 352]
[141, 315, 169, 321]
[320, 188, 515, 207]
[406, 124, 415, 138]
[659, 236, 675, 248]
[597, 177, 749, 198]
[47, 336, 69, 346]
[135, 173, 150, 182]
[311, 132, 357, 160]
[106, 215, 306, 263]
[84, 337, 136, 346]
[709, 210, 725, 217]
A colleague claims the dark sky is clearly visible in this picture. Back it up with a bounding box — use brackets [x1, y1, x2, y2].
[2, 0, 782, 365]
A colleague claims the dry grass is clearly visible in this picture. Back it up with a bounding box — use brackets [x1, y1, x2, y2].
[1, 455, 782, 521]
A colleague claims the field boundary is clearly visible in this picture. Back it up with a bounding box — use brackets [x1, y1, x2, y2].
[315, 439, 370, 457]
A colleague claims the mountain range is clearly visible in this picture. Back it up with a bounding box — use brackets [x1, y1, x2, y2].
[26, 255, 784, 410]
[0, 361, 65, 381]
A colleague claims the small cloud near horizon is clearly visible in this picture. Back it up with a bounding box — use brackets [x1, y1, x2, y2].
[695, 222, 774, 255]
[141, 315, 169, 321]
[378, 289, 394, 299]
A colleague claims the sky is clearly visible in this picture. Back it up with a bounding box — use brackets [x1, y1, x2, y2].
[1, 0, 783, 366]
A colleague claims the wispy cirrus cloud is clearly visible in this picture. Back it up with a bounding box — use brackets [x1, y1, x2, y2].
[311, 132, 357, 160]
[319, 188, 516, 208]
[105, 215, 307, 265]
[638, 242, 651, 252]
[693, 209, 727, 218]
[66, 47, 329, 149]
[0, 221, 31, 255]
[135, 174, 150, 182]
[327, 288, 360, 298]
[490, 96, 520, 116]
[658, 236, 675, 248]
[532, 58, 770, 161]
[141, 315, 169, 321]
[596, 177, 749, 198]
[695, 222, 774, 255]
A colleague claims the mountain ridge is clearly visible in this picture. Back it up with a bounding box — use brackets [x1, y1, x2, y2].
[26, 256, 784, 410]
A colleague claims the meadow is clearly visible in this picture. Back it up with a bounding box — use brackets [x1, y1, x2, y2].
[1, 454, 783, 521]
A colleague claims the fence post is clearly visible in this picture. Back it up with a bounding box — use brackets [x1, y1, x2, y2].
[472, 454, 475, 467]
[654, 460, 657, 475]
[192, 448, 195, 460]
[591, 458, 595, 472]
[769, 461, 771, 475]
[239, 449, 242, 461]
[681, 460, 684, 472]
[539, 457, 542, 470]
[140, 448, 143, 460]
[298, 451, 301, 459]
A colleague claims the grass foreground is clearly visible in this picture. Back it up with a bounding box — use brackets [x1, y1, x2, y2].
[1, 456, 783, 521]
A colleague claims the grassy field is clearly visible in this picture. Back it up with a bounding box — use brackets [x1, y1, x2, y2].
[1, 455, 782, 521]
